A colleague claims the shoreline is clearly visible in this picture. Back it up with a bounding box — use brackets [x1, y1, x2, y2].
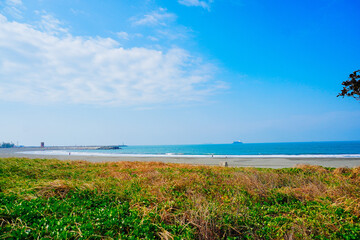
[1, 148, 360, 168]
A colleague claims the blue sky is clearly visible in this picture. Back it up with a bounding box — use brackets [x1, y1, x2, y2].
[0, 0, 359, 146]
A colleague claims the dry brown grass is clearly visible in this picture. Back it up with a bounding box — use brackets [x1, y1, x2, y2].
[294, 164, 330, 174]
[35, 180, 74, 198]
[279, 183, 326, 201]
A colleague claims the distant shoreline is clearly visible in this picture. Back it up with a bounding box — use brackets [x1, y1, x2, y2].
[1, 147, 360, 169]
[1, 145, 125, 150]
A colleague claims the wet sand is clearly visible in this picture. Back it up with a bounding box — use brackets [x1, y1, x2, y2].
[1, 148, 360, 168]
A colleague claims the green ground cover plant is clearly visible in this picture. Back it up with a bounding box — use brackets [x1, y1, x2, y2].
[0, 158, 360, 239]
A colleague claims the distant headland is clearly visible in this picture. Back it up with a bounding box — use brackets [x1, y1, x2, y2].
[39, 145, 127, 150]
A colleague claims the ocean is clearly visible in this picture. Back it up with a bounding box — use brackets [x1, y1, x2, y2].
[26, 141, 360, 158]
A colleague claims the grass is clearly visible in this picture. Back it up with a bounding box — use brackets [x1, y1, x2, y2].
[0, 158, 360, 239]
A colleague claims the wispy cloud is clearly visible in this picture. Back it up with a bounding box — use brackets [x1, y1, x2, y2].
[116, 32, 144, 41]
[6, 0, 22, 6]
[157, 29, 188, 40]
[117, 31, 129, 40]
[69, 8, 86, 16]
[129, 7, 192, 46]
[0, 14, 223, 106]
[38, 14, 69, 35]
[178, 0, 213, 10]
[2, 0, 24, 19]
[132, 8, 176, 26]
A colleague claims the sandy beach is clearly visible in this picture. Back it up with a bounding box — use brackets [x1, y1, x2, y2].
[1, 147, 360, 168]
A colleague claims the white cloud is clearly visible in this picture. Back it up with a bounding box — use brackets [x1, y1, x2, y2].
[132, 8, 176, 26]
[0, 14, 223, 106]
[178, 0, 213, 10]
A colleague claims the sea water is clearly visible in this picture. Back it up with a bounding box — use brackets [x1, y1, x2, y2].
[26, 141, 360, 158]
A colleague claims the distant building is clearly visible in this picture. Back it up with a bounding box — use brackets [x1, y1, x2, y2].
[0, 142, 15, 148]
[41, 142, 44, 148]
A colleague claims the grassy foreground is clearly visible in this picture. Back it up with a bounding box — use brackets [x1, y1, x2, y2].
[0, 158, 360, 239]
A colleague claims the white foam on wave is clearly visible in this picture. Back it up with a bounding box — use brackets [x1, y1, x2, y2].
[19, 150, 360, 158]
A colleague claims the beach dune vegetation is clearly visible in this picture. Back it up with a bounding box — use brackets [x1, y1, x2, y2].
[0, 158, 360, 239]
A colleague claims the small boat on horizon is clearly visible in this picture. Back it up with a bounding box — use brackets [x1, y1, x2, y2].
[232, 141, 243, 144]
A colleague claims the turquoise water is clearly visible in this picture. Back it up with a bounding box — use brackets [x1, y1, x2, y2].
[57, 141, 360, 158]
